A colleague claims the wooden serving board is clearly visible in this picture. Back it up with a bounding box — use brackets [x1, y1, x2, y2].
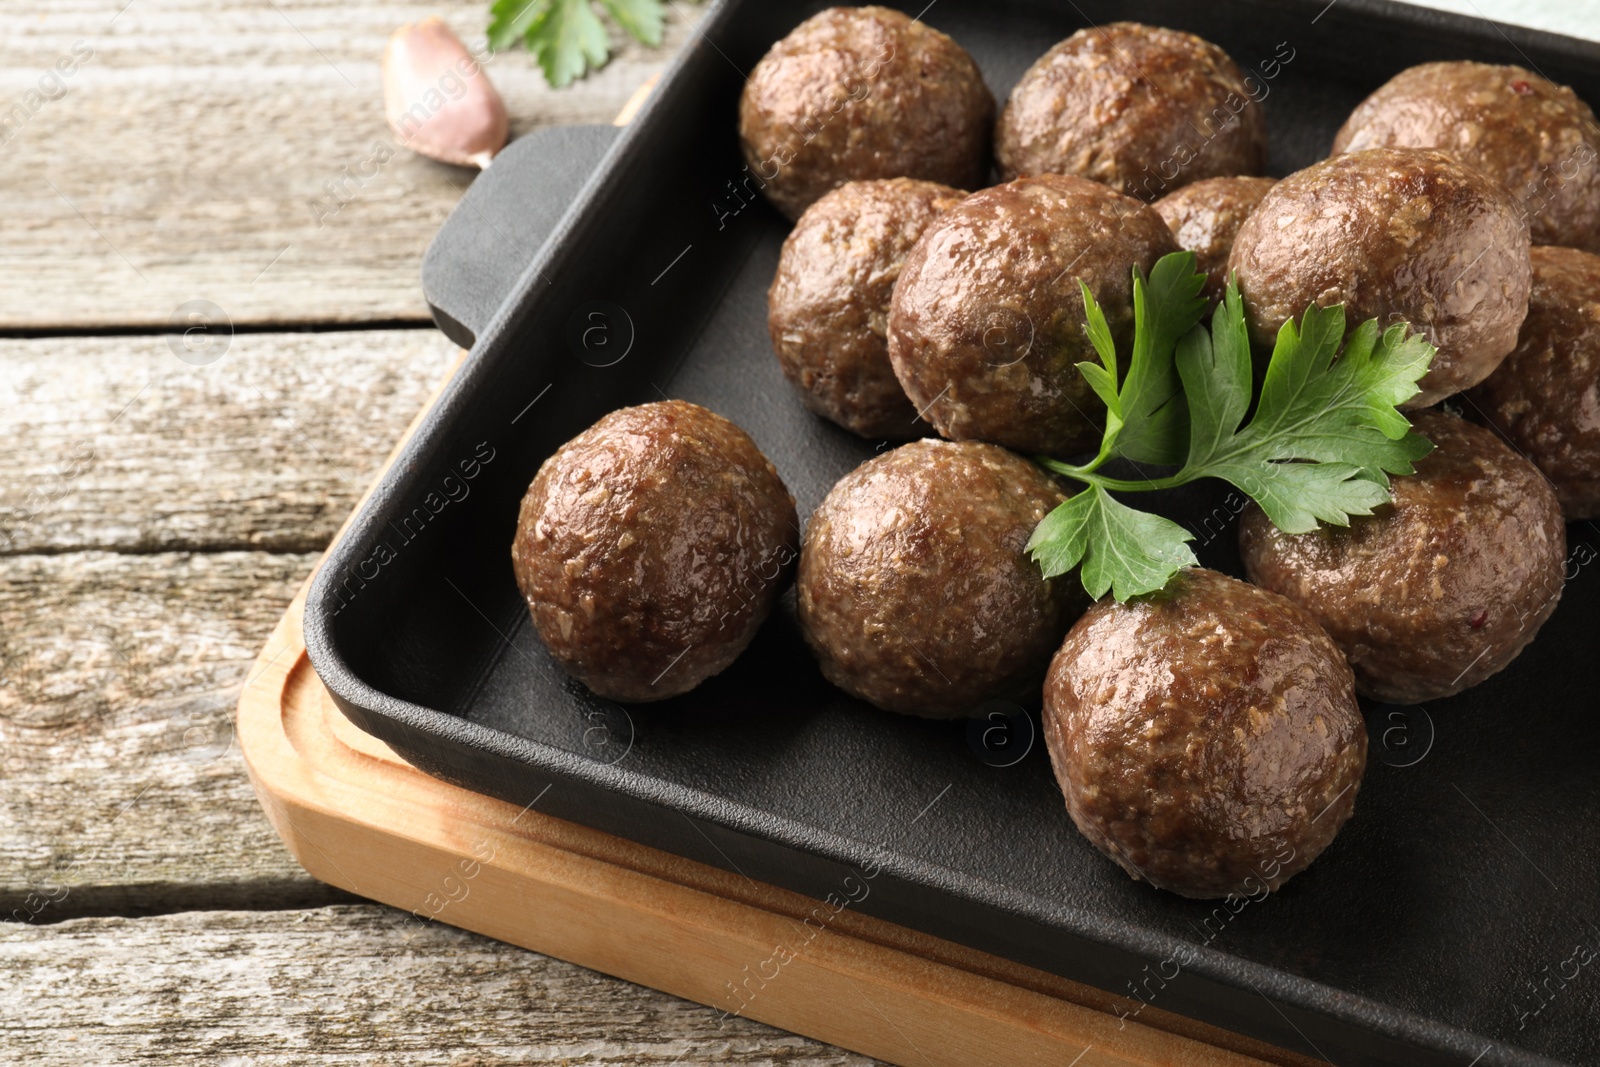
[237, 583, 1325, 1067]
[234, 359, 1320, 1067]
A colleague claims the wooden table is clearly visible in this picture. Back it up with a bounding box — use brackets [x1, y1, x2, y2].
[2, 1, 1595, 1063]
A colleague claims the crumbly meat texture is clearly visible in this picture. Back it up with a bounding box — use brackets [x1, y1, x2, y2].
[797, 439, 1083, 717]
[995, 22, 1268, 198]
[768, 178, 966, 439]
[1042, 568, 1366, 900]
[1239, 411, 1566, 704]
[1332, 61, 1600, 253]
[1154, 176, 1277, 302]
[1227, 147, 1531, 407]
[511, 401, 798, 703]
[738, 6, 994, 221]
[887, 174, 1178, 455]
[1465, 245, 1600, 518]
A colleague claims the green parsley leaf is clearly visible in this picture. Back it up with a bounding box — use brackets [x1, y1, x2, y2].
[487, 0, 549, 51]
[532, 0, 610, 88]
[1031, 254, 1436, 602]
[1027, 484, 1198, 601]
[490, 0, 677, 87]
[598, 0, 664, 47]
[1070, 253, 1209, 470]
[1174, 284, 1435, 533]
[1104, 252, 1210, 466]
[1074, 278, 1125, 451]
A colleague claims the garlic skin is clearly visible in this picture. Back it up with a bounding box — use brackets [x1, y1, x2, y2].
[383, 17, 509, 169]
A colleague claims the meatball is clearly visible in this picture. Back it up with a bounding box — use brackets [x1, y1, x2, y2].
[768, 179, 965, 439]
[995, 22, 1267, 198]
[797, 440, 1081, 717]
[738, 6, 993, 221]
[1154, 176, 1277, 302]
[1227, 148, 1531, 407]
[1239, 411, 1566, 705]
[1043, 568, 1366, 900]
[887, 174, 1179, 454]
[511, 401, 798, 703]
[1465, 246, 1600, 519]
[1332, 61, 1600, 253]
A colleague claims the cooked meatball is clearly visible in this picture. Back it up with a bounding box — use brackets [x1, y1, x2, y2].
[738, 6, 993, 221]
[768, 179, 965, 439]
[1042, 568, 1366, 900]
[511, 401, 798, 703]
[887, 174, 1179, 454]
[797, 440, 1081, 717]
[1154, 176, 1277, 302]
[1466, 246, 1600, 519]
[1332, 61, 1600, 253]
[1239, 411, 1566, 705]
[1227, 148, 1531, 407]
[995, 22, 1267, 198]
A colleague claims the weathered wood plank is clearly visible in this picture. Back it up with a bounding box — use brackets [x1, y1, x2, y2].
[0, 905, 880, 1065]
[0, 551, 312, 728]
[0, 0, 698, 328]
[6, 0, 1594, 332]
[0, 550, 350, 915]
[0, 329, 457, 555]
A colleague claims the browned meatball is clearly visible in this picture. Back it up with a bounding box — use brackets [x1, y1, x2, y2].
[887, 174, 1179, 454]
[1466, 246, 1600, 519]
[1332, 62, 1600, 254]
[738, 6, 993, 221]
[1154, 176, 1276, 302]
[1043, 568, 1366, 900]
[995, 23, 1267, 198]
[797, 440, 1081, 717]
[511, 401, 798, 703]
[1227, 148, 1531, 407]
[768, 179, 965, 439]
[1239, 412, 1566, 705]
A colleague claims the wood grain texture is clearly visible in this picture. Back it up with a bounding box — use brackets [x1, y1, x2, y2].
[0, 329, 458, 554]
[0, 325, 457, 913]
[0, 905, 878, 1065]
[0, 550, 353, 916]
[0, 0, 699, 329]
[234, 596, 1311, 1067]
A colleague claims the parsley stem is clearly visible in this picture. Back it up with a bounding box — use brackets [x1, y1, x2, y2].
[1035, 456, 1191, 493]
[1034, 455, 1103, 479]
[1074, 472, 1192, 493]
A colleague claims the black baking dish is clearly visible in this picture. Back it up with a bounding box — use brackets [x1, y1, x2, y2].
[303, 2, 1600, 1064]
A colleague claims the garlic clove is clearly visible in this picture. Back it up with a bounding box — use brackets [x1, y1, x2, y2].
[383, 17, 509, 169]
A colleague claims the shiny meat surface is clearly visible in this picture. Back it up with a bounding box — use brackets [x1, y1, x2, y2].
[1227, 147, 1531, 406]
[738, 6, 993, 221]
[511, 401, 797, 703]
[1466, 245, 1600, 519]
[1154, 176, 1277, 302]
[1239, 411, 1566, 704]
[797, 439, 1081, 716]
[1042, 568, 1366, 899]
[888, 174, 1177, 455]
[1332, 61, 1600, 253]
[767, 178, 965, 439]
[995, 22, 1268, 197]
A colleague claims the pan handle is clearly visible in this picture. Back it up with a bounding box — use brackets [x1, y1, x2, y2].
[420, 124, 622, 348]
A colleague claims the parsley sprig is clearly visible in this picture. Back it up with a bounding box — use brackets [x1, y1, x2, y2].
[489, 0, 670, 88]
[1027, 252, 1436, 602]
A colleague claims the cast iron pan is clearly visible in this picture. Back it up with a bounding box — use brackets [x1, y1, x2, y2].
[306, 1, 1600, 1063]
